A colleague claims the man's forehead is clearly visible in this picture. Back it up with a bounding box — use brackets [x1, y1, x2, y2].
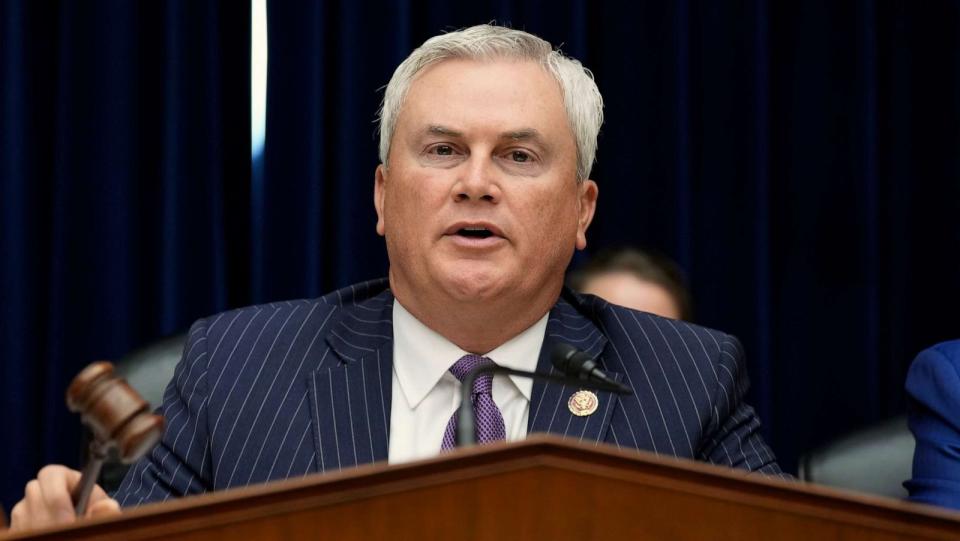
[399, 61, 567, 128]
[405, 57, 560, 102]
[418, 124, 549, 143]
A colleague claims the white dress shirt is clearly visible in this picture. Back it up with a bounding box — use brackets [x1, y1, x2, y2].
[388, 300, 548, 464]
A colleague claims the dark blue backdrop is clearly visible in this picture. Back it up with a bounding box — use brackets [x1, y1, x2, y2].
[3, 0, 959, 512]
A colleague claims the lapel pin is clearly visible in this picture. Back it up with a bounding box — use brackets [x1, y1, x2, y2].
[568, 390, 599, 417]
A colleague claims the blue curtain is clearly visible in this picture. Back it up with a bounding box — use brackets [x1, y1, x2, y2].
[1, 0, 249, 510]
[258, 0, 960, 474]
[2, 0, 960, 511]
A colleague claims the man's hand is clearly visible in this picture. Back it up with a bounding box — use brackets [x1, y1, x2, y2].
[9, 465, 121, 531]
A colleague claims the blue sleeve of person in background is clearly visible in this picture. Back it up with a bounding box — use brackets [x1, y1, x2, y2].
[905, 339, 960, 510]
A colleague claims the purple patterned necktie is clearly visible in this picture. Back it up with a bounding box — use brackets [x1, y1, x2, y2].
[440, 355, 506, 450]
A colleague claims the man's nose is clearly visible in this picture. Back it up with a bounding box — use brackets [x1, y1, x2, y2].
[452, 156, 502, 203]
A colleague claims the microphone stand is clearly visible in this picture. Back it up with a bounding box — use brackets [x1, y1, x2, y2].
[456, 365, 631, 448]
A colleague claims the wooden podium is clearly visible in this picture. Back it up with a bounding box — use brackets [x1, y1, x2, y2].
[4, 435, 960, 540]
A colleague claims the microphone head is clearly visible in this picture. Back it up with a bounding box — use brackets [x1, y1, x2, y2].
[551, 342, 584, 374]
[550, 342, 633, 395]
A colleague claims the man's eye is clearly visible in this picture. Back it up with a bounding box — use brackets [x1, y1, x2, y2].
[511, 150, 530, 162]
[433, 145, 454, 156]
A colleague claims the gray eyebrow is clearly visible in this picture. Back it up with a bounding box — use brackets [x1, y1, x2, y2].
[502, 128, 544, 141]
[424, 125, 544, 140]
[425, 125, 463, 137]
[421, 125, 550, 151]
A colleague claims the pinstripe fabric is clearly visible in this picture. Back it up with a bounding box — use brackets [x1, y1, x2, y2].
[533, 289, 783, 476]
[113, 279, 391, 506]
[113, 279, 783, 506]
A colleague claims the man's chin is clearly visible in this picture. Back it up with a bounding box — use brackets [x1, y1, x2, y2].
[438, 273, 510, 303]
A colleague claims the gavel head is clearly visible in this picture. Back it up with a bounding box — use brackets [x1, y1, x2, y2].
[66, 361, 165, 464]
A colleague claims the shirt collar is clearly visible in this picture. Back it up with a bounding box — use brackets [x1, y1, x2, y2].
[392, 300, 548, 409]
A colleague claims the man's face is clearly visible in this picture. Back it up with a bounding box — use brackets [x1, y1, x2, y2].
[582, 272, 683, 320]
[375, 58, 597, 308]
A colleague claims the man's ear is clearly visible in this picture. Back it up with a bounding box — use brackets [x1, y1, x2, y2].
[575, 179, 598, 251]
[374, 164, 387, 237]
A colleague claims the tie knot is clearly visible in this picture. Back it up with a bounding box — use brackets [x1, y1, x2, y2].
[449, 355, 495, 395]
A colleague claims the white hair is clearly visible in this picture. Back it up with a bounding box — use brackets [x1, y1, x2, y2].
[377, 24, 604, 181]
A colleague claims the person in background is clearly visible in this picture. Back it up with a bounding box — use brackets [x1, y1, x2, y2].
[568, 247, 692, 320]
[904, 339, 960, 510]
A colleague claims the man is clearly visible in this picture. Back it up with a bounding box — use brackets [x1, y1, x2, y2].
[11, 24, 781, 531]
[569, 247, 692, 320]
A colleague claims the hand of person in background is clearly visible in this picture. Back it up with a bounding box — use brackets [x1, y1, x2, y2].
[9, 465, 120, 531]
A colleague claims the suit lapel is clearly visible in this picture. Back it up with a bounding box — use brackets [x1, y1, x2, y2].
[306, 285, 623, 470]
[308, 290, 394, 472]
[528, 293, 621, 445]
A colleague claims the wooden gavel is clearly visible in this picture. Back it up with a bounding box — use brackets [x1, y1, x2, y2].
[66, 362, 165, 516]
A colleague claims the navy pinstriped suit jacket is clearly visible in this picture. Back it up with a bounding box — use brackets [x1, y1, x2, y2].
[114, 278, 782, 506]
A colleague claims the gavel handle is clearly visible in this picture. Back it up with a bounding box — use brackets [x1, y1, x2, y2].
[71, 440, 109, 517]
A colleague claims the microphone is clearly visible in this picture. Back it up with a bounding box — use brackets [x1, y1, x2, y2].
[456, 343, 631, 448]
[550, 342, 631, 393]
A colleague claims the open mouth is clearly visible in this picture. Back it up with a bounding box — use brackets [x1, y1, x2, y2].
[457, 227, 494, 239]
